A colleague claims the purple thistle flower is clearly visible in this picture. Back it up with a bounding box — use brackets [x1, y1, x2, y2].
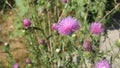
[62, 0, 68, 3]
[94, 59, 111, 68]
[57, 16, 79, 35]
[90, 22, 103, 35]
[12, 63, 19, 68]
[23, 19, 31, 28]
[26, 58, 31, 64]
[83, 39, 92, 51]
[52, 23, 58, 30]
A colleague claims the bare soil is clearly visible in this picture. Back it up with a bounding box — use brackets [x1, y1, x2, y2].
[0, 10, 28, 67]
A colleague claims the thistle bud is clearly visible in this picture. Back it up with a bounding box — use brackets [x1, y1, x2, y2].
[26, 58, 31, 64]
[83, 39, 92, 51]
[23, 19, 31, 28]
[116, 38, 120, 47]
[62, 0, 68, 3]
[38, 39, 46, 46]
[52, 23, 58, 30]
[12, 63, 19, 68]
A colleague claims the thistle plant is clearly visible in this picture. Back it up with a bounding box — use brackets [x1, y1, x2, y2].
[0, 0, 120, 68]
[14, 0, 120, 68]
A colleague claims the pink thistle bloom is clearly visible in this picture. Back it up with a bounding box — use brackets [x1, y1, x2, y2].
[83, 39, 92, 51]
[12, 63, 19, 68]
[52, 23, 58, 30]
[90, 22, 103, 34]
[26, 58, 31, 64]
[94, 59, 111, 68]
[23, 19, 31, 28]
[57, 16, 80, 35]
[62, 0, 68, 3]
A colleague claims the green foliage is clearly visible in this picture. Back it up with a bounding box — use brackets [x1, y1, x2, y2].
[13, 18, 24, 37]
[15, 0, 28, 17]
[15, 0, 119, 68]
